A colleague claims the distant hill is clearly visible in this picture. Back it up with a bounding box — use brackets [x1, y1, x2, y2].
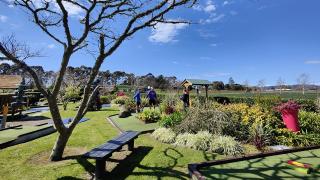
[264, 84, 320, 90]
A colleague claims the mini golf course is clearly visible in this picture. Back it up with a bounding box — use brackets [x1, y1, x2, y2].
[196, 148, 320, 179]
[0, 117, 90, 149]
[109, 114, 158, 132]
[0, 124, 54, 148]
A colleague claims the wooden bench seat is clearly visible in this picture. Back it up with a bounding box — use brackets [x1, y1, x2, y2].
[83, 131, 140, 179]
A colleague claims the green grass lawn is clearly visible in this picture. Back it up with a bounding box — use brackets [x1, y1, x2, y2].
[0, 105, 222, 180]
[110, 113, 159, 132]
[200, 148, 320, 179]
[0, 125, 52, 144]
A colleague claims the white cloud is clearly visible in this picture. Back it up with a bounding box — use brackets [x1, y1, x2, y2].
[305, 60, 320, 64]
[61, 1, 84, 16]
[193, 0, 216, 13]
[0, 60, 14, 65]
[200, 14, 225, 24]
[204, 1, 216, 13]
[149, 21, 188, 43]
[47, 44, 56, 49]
[223, 1, 229, 6]
[0, 15, 8, 23]
[210, 43, 217, 47]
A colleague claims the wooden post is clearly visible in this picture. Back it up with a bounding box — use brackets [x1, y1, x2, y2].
[95, 160, 106, 180]
[128, 140, 134, 151]
[1, 103, 9, 129]
[205, 85, 208, 100]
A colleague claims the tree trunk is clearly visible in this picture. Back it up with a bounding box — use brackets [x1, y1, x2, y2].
[50, 130, 71, 161]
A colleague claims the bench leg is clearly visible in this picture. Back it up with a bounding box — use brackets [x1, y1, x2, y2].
[128, 140, 134, 151]
[95, 160, 106, 180]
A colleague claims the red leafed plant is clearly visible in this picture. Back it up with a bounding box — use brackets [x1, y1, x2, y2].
[274, 100, 301, 112]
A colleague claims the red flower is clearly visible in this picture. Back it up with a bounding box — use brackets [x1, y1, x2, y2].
[274, 100, 301, 112]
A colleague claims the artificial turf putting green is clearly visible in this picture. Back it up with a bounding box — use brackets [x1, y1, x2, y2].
[110, 113, 159, 132]
[200, 148, 320, 179]
[0, 125, 52, 144]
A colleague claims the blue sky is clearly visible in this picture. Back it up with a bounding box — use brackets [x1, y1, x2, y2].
[1, 0, 320, 86]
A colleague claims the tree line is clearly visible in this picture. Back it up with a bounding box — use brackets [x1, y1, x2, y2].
[0, 63, 178, 90]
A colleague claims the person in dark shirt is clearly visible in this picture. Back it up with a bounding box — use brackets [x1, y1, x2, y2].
[147, 87, 157, 109]
[182, 89, 190, 108]
[133, 88, 141, 113]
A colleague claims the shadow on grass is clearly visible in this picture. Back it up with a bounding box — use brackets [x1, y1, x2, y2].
[57, 176, 83, 180]
[21, 115, 51, 121]
[200, 151, 320, 179]
[60, 146, 197, 180]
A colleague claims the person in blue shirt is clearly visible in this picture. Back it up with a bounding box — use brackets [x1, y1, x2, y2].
[147, 87, 157, 109]
[133, 88, 141, 113]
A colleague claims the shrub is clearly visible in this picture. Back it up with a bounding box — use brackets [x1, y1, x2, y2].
[100, 94, 116, 104]
[111, 96, 129, 105]
[173, 107, 230, 135]
[152, 128, 176, 143]
[159, 94, 183, 114]
[296, 99, 317, 112]
[159, 112, 184, 128]
[187, 131, 212, 151]
[141, 97, 149, 107]
[210, 135, 244, 156]
[254, 95, 281, 110]
[250, 122, 272, 151]
[299, 110, 320, 134]
[316, 98, 320, 113]
[275, 128, 320, 147]
[174, 133, 194, 147]
[137, 109, 161, 123]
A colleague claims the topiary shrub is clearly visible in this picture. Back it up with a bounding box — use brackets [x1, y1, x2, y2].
[137, 109, 161, 123]
[210, 135, 244, 156]
[152, 128, 176, 143]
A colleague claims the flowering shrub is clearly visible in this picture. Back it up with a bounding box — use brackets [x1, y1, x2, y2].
[111, 96, 130, 105]
[159, 94, 184, 114]
[137, 109, 161, 123]
[274, 100, 301, 112]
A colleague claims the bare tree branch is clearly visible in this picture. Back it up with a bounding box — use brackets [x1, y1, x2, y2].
[0, 35, 48, 96]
